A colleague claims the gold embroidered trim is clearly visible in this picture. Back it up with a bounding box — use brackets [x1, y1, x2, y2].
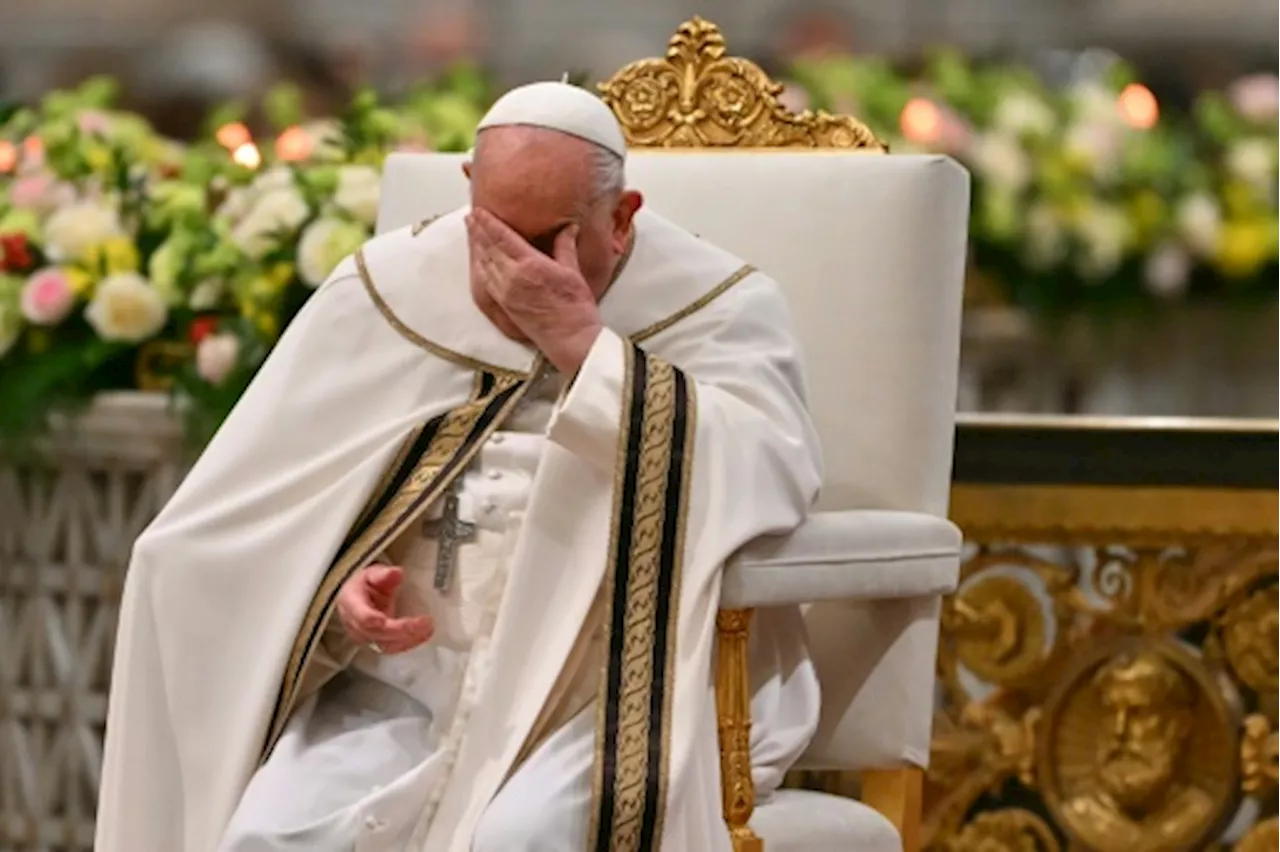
[263, 371, 534, 754]
[588, 348, 693, 850]
[411, 214, 443, 237]
[355, 248, 532, 378]
[614, 356, 677, 847]
[346, 425, 423, 539]
[631, 263, 755, 343]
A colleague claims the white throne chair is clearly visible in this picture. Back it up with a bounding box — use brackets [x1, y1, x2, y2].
[374, 19, 969, 852]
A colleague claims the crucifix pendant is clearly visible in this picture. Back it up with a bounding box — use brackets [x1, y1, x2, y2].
[422, 479, 477, 593]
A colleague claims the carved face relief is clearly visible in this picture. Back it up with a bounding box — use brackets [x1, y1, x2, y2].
[1094, 667, 1189, 812]
[1039, 639, 1241, 852]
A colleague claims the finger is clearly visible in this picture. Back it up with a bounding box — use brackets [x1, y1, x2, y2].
[553, 224, 580, 270]
[473, 208, 534, 261]
[341, 594, 390, 635]
[478, 249, 515, 301]
[365, 615, 434, 652]
[364, 565, 403, 610]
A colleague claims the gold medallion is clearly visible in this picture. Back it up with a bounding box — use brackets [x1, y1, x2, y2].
[1037, 637, 1241, 852]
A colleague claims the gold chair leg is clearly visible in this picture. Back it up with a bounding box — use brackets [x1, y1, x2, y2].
[716, 608, 763, 852]
[861, 767, 923, 852]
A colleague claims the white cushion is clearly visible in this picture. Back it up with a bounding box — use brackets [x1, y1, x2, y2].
[721, 511, 961, 609]
[750, 790, 902, 852]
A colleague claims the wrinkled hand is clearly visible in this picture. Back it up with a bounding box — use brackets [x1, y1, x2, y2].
[468, 208, 602, 374]
[335, 564, 434, 654]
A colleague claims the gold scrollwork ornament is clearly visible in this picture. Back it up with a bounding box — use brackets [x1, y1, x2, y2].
[948, 574, 1050, 687]
[1240, 713, 1278, 796]
[599, 17, 886, 151]
[942, 809, 1059, 852]
[1038, 638, 1241, 852]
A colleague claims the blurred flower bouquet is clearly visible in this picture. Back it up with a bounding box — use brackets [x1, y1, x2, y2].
[788, 53, 1279, 312]
[0, 77, 188, 447]
[0, 67, 489, 450]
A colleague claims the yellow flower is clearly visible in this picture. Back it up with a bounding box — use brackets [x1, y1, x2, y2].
[101, 237, 141, 274]
[83, 142, 113, 174]
[65, 268, 94, 297]
[254, 311, 279, 339]
[265, 262, 295, 292]
[1221, 180, 1262, 219]
[1128, 191, 1165, 245]
[1215, 221, 1270, 278]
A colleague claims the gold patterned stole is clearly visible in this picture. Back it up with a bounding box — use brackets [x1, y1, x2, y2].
[262, 367, 536, 756]
[587, 346, 697, 852]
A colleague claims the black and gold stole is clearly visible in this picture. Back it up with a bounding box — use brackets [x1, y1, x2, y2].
[262, 368, 532, 754]
[588, 345, 697, 852]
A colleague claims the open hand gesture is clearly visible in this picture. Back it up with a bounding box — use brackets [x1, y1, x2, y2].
[335, 564, 434, 655]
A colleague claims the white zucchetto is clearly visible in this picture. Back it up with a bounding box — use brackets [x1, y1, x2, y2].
[476, 81, 628, 159]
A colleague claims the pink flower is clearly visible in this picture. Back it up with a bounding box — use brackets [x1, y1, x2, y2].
[9, 173, 74, 215]
[20, 268, 76, 326]
[196, 332, 240, 385]
[76, 110, 113, 136]
[11, 175, 52, 208]
[1228, 74, 1280, 123]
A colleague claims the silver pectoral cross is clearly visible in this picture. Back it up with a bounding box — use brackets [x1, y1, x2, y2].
[422, 479, 476, 593]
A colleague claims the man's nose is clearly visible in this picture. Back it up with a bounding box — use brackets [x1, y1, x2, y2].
[1112, 708, 1129, 738]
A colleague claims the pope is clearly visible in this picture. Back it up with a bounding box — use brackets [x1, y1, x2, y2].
[95, 81, 824, 852]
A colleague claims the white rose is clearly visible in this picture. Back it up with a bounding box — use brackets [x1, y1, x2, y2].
[334, 165, 381, 225]
[302, 120, 346, 162]
[1143, 243, 1191, 299]
[215, 186, 254, 222]
[968, 132, 1032, 192]
[1225, 139, 1274, 188]
[1068, 82, 1121, 126]
[231, 187, 310, 259]
[993, 91, 1056, 138]
[188, 278, 227, 311]
[1228, 74, 1280, 123]
[251, 166, 296, 194]
[196, 332, 240, 385]
[297, 218, 369, 287]
[84, 272, 168, 342]
[1064, 121, 1121, 179]
[42, 199, 126, 262]
[1176, 194, 1222, 258]
[1023, 204, 1067, 270]
[1073, 203, 1130, 280]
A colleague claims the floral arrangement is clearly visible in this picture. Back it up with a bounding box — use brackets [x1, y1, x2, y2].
[1, 56, 1276, 449]
[0, 68, 489, 450]
[787, 53, 1279, 311]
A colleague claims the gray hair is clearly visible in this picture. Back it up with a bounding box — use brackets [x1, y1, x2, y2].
[589, 144, 625, 202]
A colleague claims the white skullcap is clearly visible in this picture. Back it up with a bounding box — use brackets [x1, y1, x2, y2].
[476, 81, 627, 159]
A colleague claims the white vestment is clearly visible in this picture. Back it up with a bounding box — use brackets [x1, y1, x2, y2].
[96, 207, 824, 852]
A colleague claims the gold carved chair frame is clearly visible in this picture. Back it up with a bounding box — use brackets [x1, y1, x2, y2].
[596, 18, 916, 852]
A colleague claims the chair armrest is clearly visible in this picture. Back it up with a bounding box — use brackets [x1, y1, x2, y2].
[720, 510, 961, 610]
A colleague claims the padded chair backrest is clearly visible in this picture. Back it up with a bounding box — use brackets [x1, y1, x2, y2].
[377, 151, 969, 519]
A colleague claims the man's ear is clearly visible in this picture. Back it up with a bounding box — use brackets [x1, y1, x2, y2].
[613, 190, 643, 249]
[462, 161, 473, 180]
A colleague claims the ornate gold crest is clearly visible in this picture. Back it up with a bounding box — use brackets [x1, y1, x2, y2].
[1038, 638, 1241, 852]
[599, 17, 886, 151]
